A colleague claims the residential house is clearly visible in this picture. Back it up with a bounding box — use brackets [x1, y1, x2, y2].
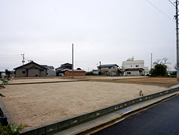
[122, 57, 149, 76]
[64, 70, 85, 76]
[92, 69, 98, 75]
[56, 63, 72, 76]
[97, 64, 119, 76]
[14, 61, 47, 77]
[41, 65, 56, 76]
[0, 71, 5, 77]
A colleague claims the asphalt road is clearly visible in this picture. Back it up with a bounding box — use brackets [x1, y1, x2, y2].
[92, 95, 179, 135]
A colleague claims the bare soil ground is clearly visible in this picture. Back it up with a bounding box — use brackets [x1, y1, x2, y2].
[114, 77, 178, 88]
[0, 77, 173, 130]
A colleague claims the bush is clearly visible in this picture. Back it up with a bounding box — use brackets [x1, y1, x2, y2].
[151, 64, 167, 77]
[171, 71, 177, 75]
[170, 75, 176, 78]
[0, 76, 13, 97]
[86, 72, 95, 75]
[0, 123, 24, 135]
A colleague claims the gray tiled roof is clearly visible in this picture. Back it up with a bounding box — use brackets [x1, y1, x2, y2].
[41, 65, 54, 69]
[97, 64, 119, 68]
[125, 68, 144, 72]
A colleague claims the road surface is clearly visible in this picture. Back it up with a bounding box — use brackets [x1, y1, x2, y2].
[93, 95, 179, 135]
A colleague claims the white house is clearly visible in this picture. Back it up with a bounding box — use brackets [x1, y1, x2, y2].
[122, 57, 149, 76]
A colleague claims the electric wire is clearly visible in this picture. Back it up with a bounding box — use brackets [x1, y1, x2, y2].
[146, 0, 174, 22]
[168, 0, 175, 7]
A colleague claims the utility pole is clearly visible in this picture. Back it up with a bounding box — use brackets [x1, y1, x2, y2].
[175, 0, 179, 83]
[72, 43, 74, 78]
[99, 61, 101, 75]
[151, 53, 152, 70]
[21, 54, 25, 65]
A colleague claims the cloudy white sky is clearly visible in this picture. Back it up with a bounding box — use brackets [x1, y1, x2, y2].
[0, 0, 177, 71]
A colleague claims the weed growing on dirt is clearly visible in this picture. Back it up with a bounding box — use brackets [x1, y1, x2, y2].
[0, 123, 24, 135]
[0, 76, 14, 97]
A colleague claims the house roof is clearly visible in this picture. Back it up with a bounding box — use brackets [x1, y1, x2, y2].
[61, 63, 72, 66]
[97, 64, 119, 68]
[66, 70, 85, 72]
[125, 68, 144, 72]
[0, 71, 5, 73]
[56, 63, 72, 70]
[41, 65, 54, 69]
[14, 61, 47, 70]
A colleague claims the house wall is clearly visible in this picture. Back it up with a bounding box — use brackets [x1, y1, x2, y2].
[122, 60, 144, 69]
[98, 66, 118, 76]
[125, 71, 139, 76]
[65, 71, 85, 76]
[16, 69, 27, 77]
[28, 69, 40, 77]
[144, 67, 149, 75]
[40, 69, 47, 77]
[124, 70, 144, 76]
[15, 63, 47, 77]
[47, 69, 56, 76]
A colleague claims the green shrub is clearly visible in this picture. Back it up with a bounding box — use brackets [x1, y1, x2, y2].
[0, 123, 24, 135]
[0, 76, 14, 97]
[169, 75, 176, 78]
[86, 72, 95, 75]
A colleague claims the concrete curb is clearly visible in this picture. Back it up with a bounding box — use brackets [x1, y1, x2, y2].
[8, 79, 89, 85]
[74, 93, 178, 135]
[0, 99, 14, 124]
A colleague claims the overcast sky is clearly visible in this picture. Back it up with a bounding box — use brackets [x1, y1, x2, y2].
[0, 0, 176, 71]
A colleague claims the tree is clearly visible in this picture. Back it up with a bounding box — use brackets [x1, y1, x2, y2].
[5, 69, 11, 77]
[151, 58, 170, 77]
[151, 64, 168, 77]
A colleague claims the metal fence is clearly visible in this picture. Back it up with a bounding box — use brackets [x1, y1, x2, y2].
[17, 87, 179, 135]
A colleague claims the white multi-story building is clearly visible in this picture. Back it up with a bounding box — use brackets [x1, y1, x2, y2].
[122, 57, 149, 76]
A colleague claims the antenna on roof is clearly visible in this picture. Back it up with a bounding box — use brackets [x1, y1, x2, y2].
[21, 53, 25, 65]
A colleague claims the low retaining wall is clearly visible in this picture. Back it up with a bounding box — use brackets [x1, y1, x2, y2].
[0, 99, 14, 126]
[19, 87, 179, 135]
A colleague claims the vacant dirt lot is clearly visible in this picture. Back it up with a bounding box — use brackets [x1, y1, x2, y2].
[0, 78, 170, 130]
[114, 77, 178, 88]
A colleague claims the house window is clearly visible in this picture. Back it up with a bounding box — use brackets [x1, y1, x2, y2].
[127, 72, 131, 74]
[130, 65, 132, 67]
[136, 65, 139, 67]
[22, 71, 25, 74]
[109, 67, 111, 69]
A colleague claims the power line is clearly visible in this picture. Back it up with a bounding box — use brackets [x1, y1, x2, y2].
[146, 0, 174, 22]
[168, 0, 175, 7]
